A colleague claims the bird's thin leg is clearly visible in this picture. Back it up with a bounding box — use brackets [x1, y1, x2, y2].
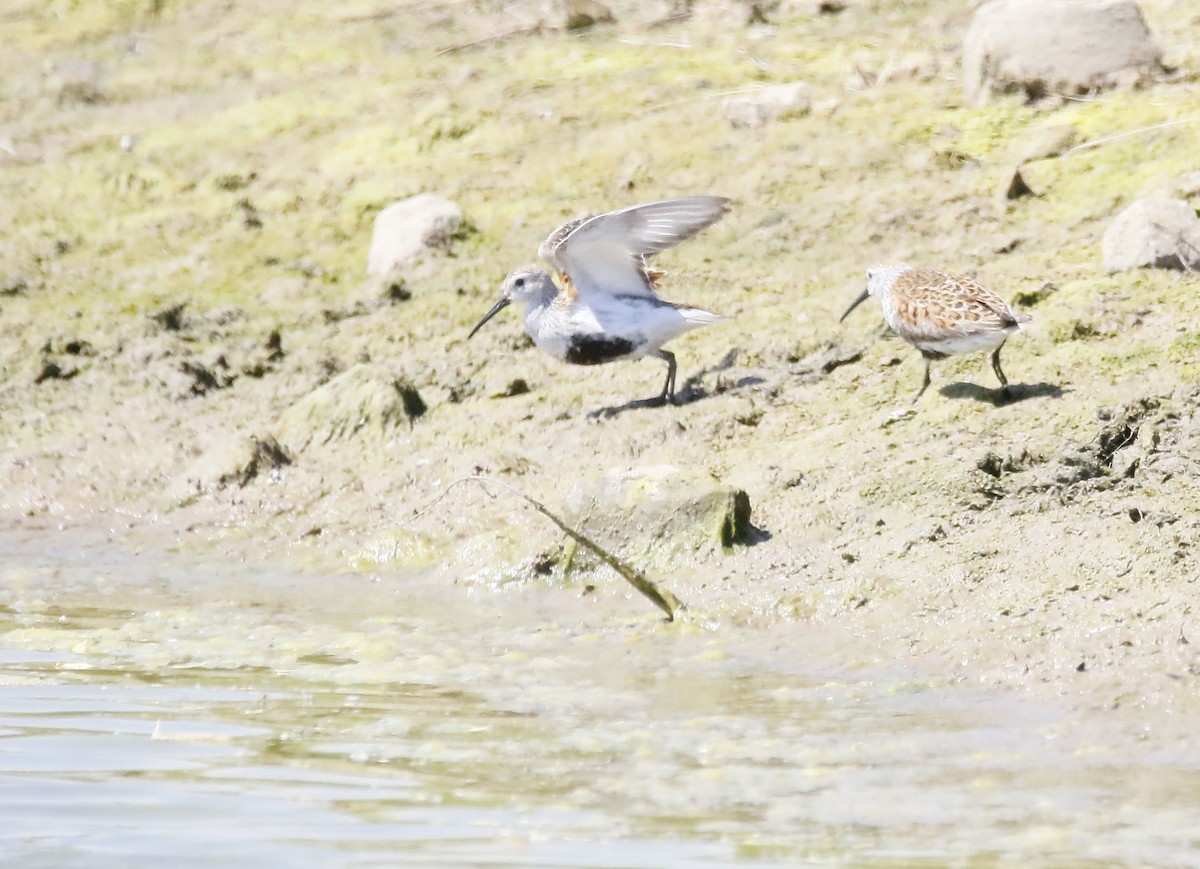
[992, 342, 1012, 400]
[911, 358, 933, 404]
[588, 351, 680, 419]
[991, 344, 1009, 386]
[654, 350, 677, 405]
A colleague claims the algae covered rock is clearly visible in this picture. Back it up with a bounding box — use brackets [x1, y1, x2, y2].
[540, 0, 615, 29]
[1006, 124, 1079, 165]
[48, 58, 105, 105]
[723, 82, 812, 129]
[278, 364, 427, 450]
[1102, 198, 1200, 273]
[175, 434, 292, 502]
[565, 465, 752, 567]
[962, 0, 1162, 104]
[1138, 171, 1200, 202]
[367, 194, 463, 276]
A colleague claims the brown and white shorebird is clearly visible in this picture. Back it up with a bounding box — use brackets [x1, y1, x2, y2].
[468, 196, 731, 408]
[841, 264, 1032, 403]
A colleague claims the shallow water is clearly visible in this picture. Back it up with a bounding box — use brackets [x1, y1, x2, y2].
[1, 528, 1198, 867]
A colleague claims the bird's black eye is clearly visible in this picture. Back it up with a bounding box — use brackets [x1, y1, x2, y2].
[514, 277, 525, 288]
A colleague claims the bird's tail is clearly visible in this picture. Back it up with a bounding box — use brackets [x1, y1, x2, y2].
[674, 305, 725, 326]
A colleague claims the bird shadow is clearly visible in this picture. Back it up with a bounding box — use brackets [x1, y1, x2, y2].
[587, 395, 671, 420]
[586, 384, 718, 420]
[587, 349, 762, 420]
[940, 381, 1067, 406]
[739, 523, 772, 547]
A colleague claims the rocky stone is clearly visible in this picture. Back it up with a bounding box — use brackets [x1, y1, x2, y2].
[1000, 167, 1035, 200]
[1007, 124, 1079, 165]
[49, 59, 105, 105]
[0, 276, 27, 297]
[1012, 398, 1159, 500]
[1102, 198, 1200, 273]
[1176, 172, 1200, 200]
[792, 341, 862, 379]
[180, 355, 235, 397]
[693, 0, 770, 25]
[349, 529, 438, 570]
[149, 302, 189, 333]
[34, 360, 78, 384]
[278, 364, 427, 450]
[366, 194, 462, 276]
[1139, 171, 1200, 201]
[1012, 282, 1058, 308]
[491, 378, 531, 398]
[176, 434, 292, 499]
[723, 82, 812, 129]
[876, 52, 941, 86]
[674, 0, 844, 25]
[963, 0, 1163, 104]
[565, 465, 753, 569]
[540, 0, 615, 29]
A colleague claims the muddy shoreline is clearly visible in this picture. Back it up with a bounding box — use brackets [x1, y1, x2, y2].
[2, 0, 1199, 750]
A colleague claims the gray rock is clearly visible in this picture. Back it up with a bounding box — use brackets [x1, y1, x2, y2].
[366, 194, 462, 276]
[999, 167, 1036, 200]
[176, 434, 292, 501]
[565, 465, 752, 569]
[1102, 198, 1200, 273]
[1007, 124, 1079, 165]
[49, 59, 104, 105]
[963, 0, 1162, 104]
[539, 0, 615, 29]
[278, 364, 427, 450]
[876, 52, 941, 86]
[724, 82, 812, 129]
[1176, 172, 1200, 200]
[1136, 171, 1200, 201]
[1, 275, 28, 297]
[693, 0, 770, 26]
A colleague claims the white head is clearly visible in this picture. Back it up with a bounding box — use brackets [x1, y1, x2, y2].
[841, 263, 913, 321]
[468, 266, 557, 339]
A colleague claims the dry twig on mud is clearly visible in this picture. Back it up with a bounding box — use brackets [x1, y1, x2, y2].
[434, 25, 542, 56]
[1061, 116, 1200, 157]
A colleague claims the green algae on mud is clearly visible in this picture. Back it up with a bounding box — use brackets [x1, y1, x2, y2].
[1, 0, 1199, 740]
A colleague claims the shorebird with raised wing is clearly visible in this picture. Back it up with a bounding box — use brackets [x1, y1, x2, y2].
[468, 196, 731, 410]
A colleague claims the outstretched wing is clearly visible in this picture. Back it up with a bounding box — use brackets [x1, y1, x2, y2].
[538, 196, 731, 299]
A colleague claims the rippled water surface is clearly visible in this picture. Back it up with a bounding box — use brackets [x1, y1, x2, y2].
[1, 529, 1198, 867]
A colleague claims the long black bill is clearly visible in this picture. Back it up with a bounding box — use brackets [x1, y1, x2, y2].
[840, 289, 870, 322]
[468, 297, 511, 339]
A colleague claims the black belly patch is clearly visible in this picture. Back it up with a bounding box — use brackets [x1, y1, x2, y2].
[565, 334, 637, 366]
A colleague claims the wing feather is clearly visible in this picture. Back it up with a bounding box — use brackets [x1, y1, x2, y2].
[892, 270, 1028, 342]
[540, 196, 731, 299]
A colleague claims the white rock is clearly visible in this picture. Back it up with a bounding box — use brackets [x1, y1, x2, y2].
[367, 194, 462, 276]
[963, 0, 1162, 104]
[1102, 198, 1200, 273]
[723, 82, 812, 129]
